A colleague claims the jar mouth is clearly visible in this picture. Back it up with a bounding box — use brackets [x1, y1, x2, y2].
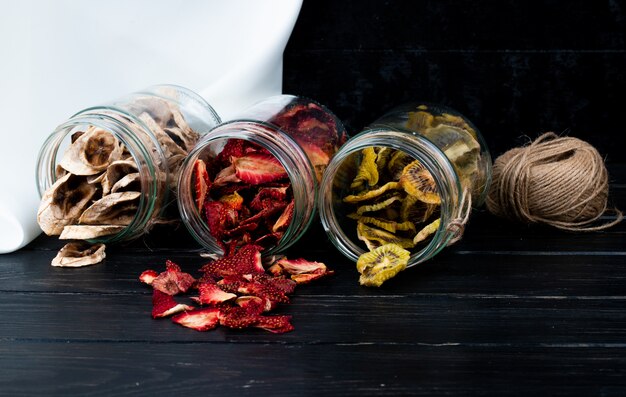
[318, 128, 463, 267]
[177, 120, 317, 256]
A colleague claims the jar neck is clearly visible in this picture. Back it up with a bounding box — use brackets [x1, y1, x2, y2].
[178, 120, 318, 255]
[319, 128, 466, 267]
[36, 110, 168, 243]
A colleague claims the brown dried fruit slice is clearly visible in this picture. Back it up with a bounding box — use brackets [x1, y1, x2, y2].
[151, 260, 196, 296]
[350, 147, 378, 189]
[151, 290, 193, 319]
[399, 160, 440, 204]
[193, 159, 211, 211]
[343, 181, 400, 203]
[406, 110, 434, 131]
[357, 243, 410, 287]
[110, 173, 140, 194]
[413, 218, 441, 245]
[172, 307, 220, 331]
[51, 242, 106, 268]
[59, 127, 123, 175]
[78, 191, 141, 225]
[348, 215, 416, 234]
[357, 222, 415, 250]
[355, 195, 402, 215]
[101, 160, 138, 195]
[59, 225, 125, 240]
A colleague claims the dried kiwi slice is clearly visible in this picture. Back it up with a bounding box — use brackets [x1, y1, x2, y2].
[343, 181, 400, 203]
[375, 147, 392, 172]
[357, 243, 410, 287]
[413, 218, 441, 245]
[357, 222, 414, 250]
[406, 110, 434, 131]
[348, 214, 415, 234]
[387, 151, 414, 180]
[355, 195, 402, 215]
[399, 160, 440, 204]
[350, 147, 379, 189]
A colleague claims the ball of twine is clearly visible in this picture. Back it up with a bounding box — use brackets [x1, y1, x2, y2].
[486, 132, 623, 231]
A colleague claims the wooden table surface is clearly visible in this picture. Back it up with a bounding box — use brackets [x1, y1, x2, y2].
[1, 165, 624, 396]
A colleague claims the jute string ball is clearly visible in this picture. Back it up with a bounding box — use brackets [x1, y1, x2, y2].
[486, 132, 623, 231]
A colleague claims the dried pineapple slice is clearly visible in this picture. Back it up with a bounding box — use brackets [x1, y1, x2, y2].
[399, 160, 441, 204]
[343, 181, 400, 203]
[413, 218, 441, 245]
[350, 147, 378, 189]
[357, 222, 415, 250]
[357, 243, 410, 287]
[355, 195, 402, 215]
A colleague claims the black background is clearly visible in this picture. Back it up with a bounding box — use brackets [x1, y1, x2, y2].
[284, 0, 626, 164]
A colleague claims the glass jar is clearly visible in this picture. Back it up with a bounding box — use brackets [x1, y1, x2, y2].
[178, 95, 347, 256]
[36, 85, 221, 243]
[319, 103, 492, 267]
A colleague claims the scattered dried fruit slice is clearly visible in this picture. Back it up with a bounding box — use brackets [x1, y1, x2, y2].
[399, 160, 440, 204]
[139, 269, 159, 285]
[51, 242, 106, 267]
[274, 258, 332, 284]
[233, 153, 287, 185]
[357, 243, 410, 287]
[151, 260, 196, 296]
[218, 302, 264, 329]
[172, 307, 220, 331]
[193, 159, 210, 211]
[357, 222, 415, 250]
[59, 225, 125, 240]
[343, 182, 400, 203]
[254, 315, 294, 334]
[201, 244, 264, 278]
[350, 147, 378, 189]
[152, 290, 193, 319]
[413, 218, 441, 244]
[195, 282, 237, 305]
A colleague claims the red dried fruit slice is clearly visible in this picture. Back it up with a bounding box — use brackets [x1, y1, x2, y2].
[291, 269, 333, 285]
[275, 258, 333, 284]
[204, 201, 234, 241]
[254, 232, 284, 249]
[240, 202, 287, 227]
[237, 279, 290, 306]
[249, 187, 289, 211]
[233, 153, 287, 185]
[194, 282, 237, 305]
[139, 269, 158, 285]
[213, 164, 242, 186]
[152, 290, 193, 319]
[193, 159, 211, 211]
[272, 200, 294, 232]
[200, 244, 264, 278]
[267, 263, 284, 276]
[151, 260, 196, 296]
[245, 273, 297, 295]
[235, 295, 266, 313]
[224, 222, 258, 238]
[215, 139, 247, 166]
[254, 315, 294, 334]
[218, 303, 264, 329]
[172, 307, 220, 331]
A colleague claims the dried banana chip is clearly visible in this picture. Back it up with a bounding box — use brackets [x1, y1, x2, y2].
[350, 147, 378, 189]
[79, 191, 141, 225]
[101, 160, 138, 195]
[413, 218, 441, 244]
[138, 112, 187, 159]
[406, 110, 434, 131]
[357, 243, 410, 287]
[400, 160, 440, 204]
[51, 242, 106, 268]
[110, 173, 140, 194]
[55, 165, 68, 179]
[169, 106, 199, 150]
[59, 127, 122, 175]
[37, 173, 98, 236]
[343, 182, 400, 203]
[357, 222, 415, 250]
[348, 214, 416, 234]
[355, 195, 402, 215]
[59, 225, 125, 240]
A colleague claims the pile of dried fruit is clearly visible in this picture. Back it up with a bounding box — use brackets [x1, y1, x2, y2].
[38, 97, 199, 267]
[139, 244, 333, 333]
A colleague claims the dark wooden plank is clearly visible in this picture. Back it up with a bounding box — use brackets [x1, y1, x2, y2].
[1, 342, 625, 396]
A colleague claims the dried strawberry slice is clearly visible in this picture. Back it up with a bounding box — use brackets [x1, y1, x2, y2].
[193, 159, 211, 211]
[224, 222, 258, 238]
[274, 258, 333, 285]
[240, 202, 287, 227]
[254, 232, 283, 248]
[215, 139, 261, 166]
[218, 303, 264, 329]
[172, 307, 220, 331]
[267, 263, 284, 277]
[254, 315, 294, 334]
[151, 260, 196, 296]
[237, 278, 290, 306]
[194, 282, 237, 306]
[272, 200, 294, 232]
[213, 164, 241, 186]
[139, 269, 159, 285]
[233, 153, 287, 185]
[204, 201, 232, 241]
[201, 244, 264, 278]
[246, 273, 297, 295]
[152, 290, 193, 319]
[291, 269, 333, 284]
[249, 187, 289, 211]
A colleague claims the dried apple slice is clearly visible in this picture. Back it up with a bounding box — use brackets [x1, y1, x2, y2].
[51, 242, 106, 268]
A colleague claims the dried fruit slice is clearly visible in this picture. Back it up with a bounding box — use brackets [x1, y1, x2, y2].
[357, 244, 410, 287]
[254, 315, 294, 334]
[59, 225, 125, 240]
[357, 222, 415, 250]
[51, 242, 106, 267]
[193, 159, 211, 211]
[431, 112, 478, 139]
[343, 182, 400, 203]
[152, 290, 193, 319]
[78, 191, 141, 226]
[399, 160, 440, 204]
[219, 191, 244, 210]
[350, 147, 378, 189]
[272, 200, 294, 233]
[59, 127, 123, 175]
[375, 147, 392, 172]
[413, 218, 441, 245]
[101, 160, 138, 195]
[151, 260, 196, 296]
[299, 141, 330, 182]
[407, 110, 434, 130]
[200, 244, 264, 278]
[348, 215, 416, 234]
[387, 151, 414, 180]
[233, 153, 287, 185]
[172, 307, 220, 331]
[274, 258, 333, 284]
[249, 187, 288, 211]
[194, 282, 237, 305]
[218, 302, 264, 329]
[213, 164, 241, 186]
[139, 269, 159, 285]
[355, 195, 402, 216]
[110, 173, 140, 194]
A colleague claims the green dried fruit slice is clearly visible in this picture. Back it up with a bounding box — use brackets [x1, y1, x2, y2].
[399, 160, 440, 204]
[357, 243, 410, 287]
[350, 147, 379, 189]
[400, 195, 438, 223]
[387, 151, 414, 180]
[413, 218, 441, 244]
[348, 214, 415, 234]
[357, 222, 415, 251]
[355, 195, 402, 215]
[343, 181, 400, 203]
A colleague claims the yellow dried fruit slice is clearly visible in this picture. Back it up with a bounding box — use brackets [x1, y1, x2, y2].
[349, 215, 416, 234]
[432, 112, 478, 139]
[387, 151, 414, 180]
[343, 181, 400, 203]
[350, 147, 379, 189]
[413, 218, 441, 245]
[375, 147, 392, 172]
[407, 110, 434, 131]
[355, 195, 402, 215]
[357, 243, 410, 287]
[399, 160, 441, 204]
[357, 222, 415, 250]
[400, 195, 438, 223]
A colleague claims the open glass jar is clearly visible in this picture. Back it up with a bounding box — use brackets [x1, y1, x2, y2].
[36, 85, 221, 243]
[319, 103, 492, 268]
[178, 95, 346, 256]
